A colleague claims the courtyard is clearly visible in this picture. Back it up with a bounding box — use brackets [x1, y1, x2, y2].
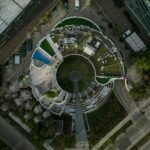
[56, 55, 95, 93]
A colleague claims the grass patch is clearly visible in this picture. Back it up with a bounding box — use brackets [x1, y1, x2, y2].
[96, 77, 111, 84]
[103, 63, 123, 76]
[40, 39, 55, 56]
[44, 91, 59, 98]
[56, 17, 100, 31]
[95, 44, 108, 57]
[87, 92, 127, 147]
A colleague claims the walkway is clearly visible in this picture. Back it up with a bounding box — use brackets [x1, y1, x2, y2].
[70, 70, 89, 149]
[74, 82, 87, 142]
[113, 80, 137, 114]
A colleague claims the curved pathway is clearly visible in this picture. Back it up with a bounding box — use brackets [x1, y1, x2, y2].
[113, 80, 137, 114]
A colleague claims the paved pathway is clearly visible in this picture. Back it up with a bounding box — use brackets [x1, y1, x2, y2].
[70, 71, 89, 149]
[113, 79, 137, 114]
[74, 82, 87, 143]
[0, 116, 35, 150]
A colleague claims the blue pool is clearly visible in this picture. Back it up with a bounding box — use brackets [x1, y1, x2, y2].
[32, 49, 53, 64]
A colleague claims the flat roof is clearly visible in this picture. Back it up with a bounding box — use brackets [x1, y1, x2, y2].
[14, 0, 31, 8]
[125, 32, 146, 52]
[0, 0, 31, 34]
[84, 44, 95, 56]
[14, 55, 20, 64]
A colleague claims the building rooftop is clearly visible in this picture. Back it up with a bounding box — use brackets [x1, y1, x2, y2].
[123, 30, 147, 52]
[0, 0, 31, 34]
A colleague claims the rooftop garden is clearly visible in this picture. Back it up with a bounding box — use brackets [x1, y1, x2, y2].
[44, 90, 59, 98]
[96, 77, 111, 84]
[102, 63, 123, 76]
[55, 17, 100, 31]
[40, 39, 55, 56]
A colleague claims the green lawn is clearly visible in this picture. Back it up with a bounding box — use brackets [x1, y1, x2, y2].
[92, 44, 108, 61]
[56, 17, 100, 31]
[87, 92, 127, 147]
[96, 77, 111, 84]
[40, 39, 55, 56]
[103, 63, 123, 76]
[44, 91, 59, 98]
[105, 57, 119, 66]
[56, 55, 95, 92]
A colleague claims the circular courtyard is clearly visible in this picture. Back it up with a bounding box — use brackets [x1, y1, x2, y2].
[30, 16, 125, 114]
[56, 55, 95, 93]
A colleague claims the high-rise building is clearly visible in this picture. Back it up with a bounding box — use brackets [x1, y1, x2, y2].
[125, 0, 150, 36]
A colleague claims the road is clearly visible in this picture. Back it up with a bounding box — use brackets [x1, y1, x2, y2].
[0, 0, 59, 65]
[113, 80, 137, 115]
[113, 80, 141, 121]
[0, 116, 35, 150]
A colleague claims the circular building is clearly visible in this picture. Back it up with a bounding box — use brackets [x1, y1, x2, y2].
[30, 16, 125, 115]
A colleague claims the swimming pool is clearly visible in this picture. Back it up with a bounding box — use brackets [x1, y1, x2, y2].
[32, 49, 53, 64]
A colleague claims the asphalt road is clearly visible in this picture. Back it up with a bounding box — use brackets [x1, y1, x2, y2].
[0, 0, 59, 65]
[0, 116, 35, 150]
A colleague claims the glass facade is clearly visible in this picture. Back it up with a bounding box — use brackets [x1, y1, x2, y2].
[125, 0, 150, 36]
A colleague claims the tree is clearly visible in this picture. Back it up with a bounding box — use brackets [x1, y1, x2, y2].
[136, 57, 150, 72]
[112, 25, 122, 36]
[129, 83, 149, 100]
